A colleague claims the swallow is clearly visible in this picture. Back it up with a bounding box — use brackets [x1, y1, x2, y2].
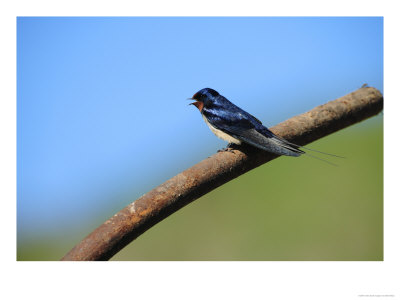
[188, 88, 304, 156]
[189, 88, 342, 163]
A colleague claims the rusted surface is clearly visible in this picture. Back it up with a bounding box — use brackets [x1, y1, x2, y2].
[61, 87, 383, 261]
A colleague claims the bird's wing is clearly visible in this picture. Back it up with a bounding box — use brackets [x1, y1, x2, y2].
[205, 110, 304, 157]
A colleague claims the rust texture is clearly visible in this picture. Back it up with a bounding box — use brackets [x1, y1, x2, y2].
[61, 87, 383, 261]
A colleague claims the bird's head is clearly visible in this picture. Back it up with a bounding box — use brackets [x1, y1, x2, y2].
[189, 88, 220, 111]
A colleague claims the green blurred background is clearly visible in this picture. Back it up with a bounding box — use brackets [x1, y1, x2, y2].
[18, 115, 383, 261]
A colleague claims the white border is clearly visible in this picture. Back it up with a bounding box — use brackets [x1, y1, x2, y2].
[2, 1, 398, 299]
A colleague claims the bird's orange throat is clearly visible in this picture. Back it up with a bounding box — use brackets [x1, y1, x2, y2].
[192, 101, 204, 111]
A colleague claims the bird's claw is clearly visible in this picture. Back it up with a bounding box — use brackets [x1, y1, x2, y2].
[218, 148, 235, 153]
[217, 143, 236, 153]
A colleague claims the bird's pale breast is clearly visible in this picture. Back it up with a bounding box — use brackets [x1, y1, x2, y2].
[202, 114, 242, 145]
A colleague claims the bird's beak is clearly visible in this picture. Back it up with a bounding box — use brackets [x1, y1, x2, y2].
[187, 96, 203, 111]
[189, 100, 204, 111]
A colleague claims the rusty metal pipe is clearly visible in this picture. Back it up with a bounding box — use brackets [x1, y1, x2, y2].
[61, 86, 383, 261]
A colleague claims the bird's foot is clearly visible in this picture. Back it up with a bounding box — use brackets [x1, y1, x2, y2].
[217, 143, 236, 153]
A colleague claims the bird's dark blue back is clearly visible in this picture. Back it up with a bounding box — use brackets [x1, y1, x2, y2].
[202, 93, 273, 137]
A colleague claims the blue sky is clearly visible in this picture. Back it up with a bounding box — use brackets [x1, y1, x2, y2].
[17, 17, 383, 242]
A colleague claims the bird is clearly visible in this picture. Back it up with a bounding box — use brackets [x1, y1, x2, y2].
[189, 88, 342, 162]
